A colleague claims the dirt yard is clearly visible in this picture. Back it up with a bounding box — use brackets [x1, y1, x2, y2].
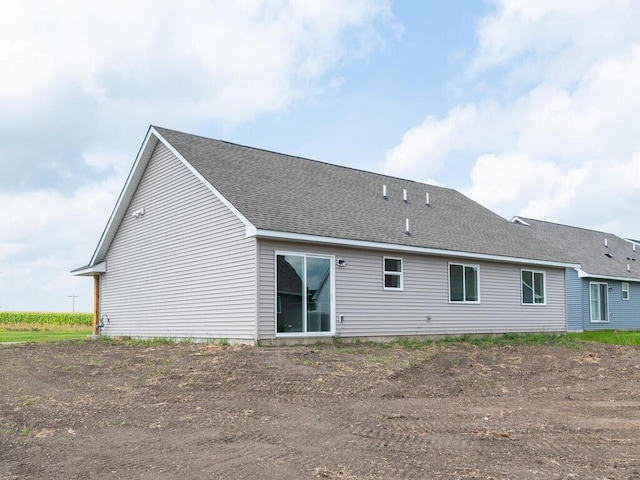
[1, 339, 639, 480]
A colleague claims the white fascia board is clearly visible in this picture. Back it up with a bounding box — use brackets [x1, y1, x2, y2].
[253, 229, 580, 269]
[153, 128, 257, 238]
[575, 267, 640, 283]
[90, 128, 159, 265]
[89, 127, 257, 266]
[70, 262, 106, 276]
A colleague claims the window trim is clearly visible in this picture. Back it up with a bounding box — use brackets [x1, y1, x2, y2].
[589, 281, 609, 323]
[448, 262, 481, 304]
[521, 269, 547, 305]
[622, 282, 630, 301]
[383, 256, 403, 291]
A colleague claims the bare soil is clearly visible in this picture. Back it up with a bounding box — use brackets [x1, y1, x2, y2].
[1, 339, 639, 479]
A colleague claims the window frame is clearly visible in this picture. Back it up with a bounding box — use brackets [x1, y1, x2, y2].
[383, 257, 403, 291]
[275, 251, 335, 337]
[448, 262, 480, 303]
[521, 269, 547, 305]
[589, 281, 609, 323]
[622, 282, 630, 301]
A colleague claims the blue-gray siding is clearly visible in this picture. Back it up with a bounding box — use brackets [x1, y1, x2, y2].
[566, 269, 583, 332]
[580, 277, 640, 331]
[258, 240, 567, 339]
[100, 142, 257, 340]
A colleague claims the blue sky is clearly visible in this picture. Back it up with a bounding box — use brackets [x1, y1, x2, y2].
[2, 0, 639, 312]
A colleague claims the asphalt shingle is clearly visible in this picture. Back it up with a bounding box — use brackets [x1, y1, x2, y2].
[154, 126, 576, 264]
[516, 218, 640, 280]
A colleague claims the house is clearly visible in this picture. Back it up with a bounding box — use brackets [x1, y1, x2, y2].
[72, 126, 579, 344]
[511, 217, 640, 332]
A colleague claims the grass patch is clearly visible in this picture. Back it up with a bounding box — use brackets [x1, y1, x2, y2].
[382, 333, 579, 350]
[0, 324, 92, 343]
[569, 330, 640, 346]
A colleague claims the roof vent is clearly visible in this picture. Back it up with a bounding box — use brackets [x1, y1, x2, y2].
[405, 218, 411, 236]
[425, 192, 430, 206]
[628, 264, 631, 272]
[383, 184, 388, 200]
[605, 253, 612, 258]
[403, 189, 408, 203]
[605, 238, 608, 248]
[634, 243, 637, 252]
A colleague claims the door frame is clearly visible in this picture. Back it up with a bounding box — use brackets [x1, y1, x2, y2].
[274, 251, 336, 337]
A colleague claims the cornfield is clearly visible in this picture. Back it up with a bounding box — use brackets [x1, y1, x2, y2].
[0, 312, 93, 325]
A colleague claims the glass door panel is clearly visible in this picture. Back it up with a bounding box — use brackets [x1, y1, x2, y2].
[277, 255, 304, 333]
[306, 257, 331, 333]
[277, 254, 332, 334]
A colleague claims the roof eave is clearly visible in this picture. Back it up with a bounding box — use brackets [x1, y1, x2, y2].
[253, 229, 580, 268]
[575, 267, 640, 283]
[70, 261, 106, 277]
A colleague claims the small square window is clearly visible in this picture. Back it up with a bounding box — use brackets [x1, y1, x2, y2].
[383, 257, 403, 290]
[622, 282, 629, 301]
[522, 270, 545, 304]
[449, 263, 479, 303]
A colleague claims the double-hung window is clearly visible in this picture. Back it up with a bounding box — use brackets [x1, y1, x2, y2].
[622, 282, 630, 301]
[449, 263, 479, 303]
[383, 257, 403, 290]
[522, 270, 546, 304]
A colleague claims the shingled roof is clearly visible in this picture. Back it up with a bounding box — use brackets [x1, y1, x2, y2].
[151, 127, 573, 265]
[513, 217, 640, 281]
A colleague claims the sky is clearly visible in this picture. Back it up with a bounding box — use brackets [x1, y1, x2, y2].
[1, 0, 639, 312]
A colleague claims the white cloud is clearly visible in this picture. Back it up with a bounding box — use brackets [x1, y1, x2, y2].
[0, 0, 394, 125]
[0, 177, 122, 311]
[380, 1, 640, 239]
[0, 0, 396, 192]
[0, 0, 397, 311]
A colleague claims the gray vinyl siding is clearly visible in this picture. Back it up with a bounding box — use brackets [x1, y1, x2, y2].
[581, 278, 640, 331]
[566, 269, 583, 332]
[100, 142, 256, 340]
[258, 240, 566, 339]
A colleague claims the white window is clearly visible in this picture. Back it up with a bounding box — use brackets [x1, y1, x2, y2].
[522, 270, 546, 305]
[589, 282, 609, 322]
[383, 257, 403, 290]
[622, 282, 630, 301]
[449, 263, 480, 303]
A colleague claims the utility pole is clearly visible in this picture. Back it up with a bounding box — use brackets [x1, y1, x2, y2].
[68, 294, 78, 313]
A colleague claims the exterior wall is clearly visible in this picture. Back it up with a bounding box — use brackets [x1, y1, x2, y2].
[257, 239, 567, 340]
[100, 142, 257, 340]
[566, 268, 583, 332]
[581, 278, 640, 331]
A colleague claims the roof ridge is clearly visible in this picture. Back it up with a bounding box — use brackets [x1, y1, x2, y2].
[520, 216, 624, 239]
[152, 125, 455, 192]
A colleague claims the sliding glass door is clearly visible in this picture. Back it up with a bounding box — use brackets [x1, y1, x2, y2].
[589, 282, 609, 322]
[277, 254, 332, 334]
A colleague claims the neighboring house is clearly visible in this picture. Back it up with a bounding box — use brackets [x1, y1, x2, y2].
[511, 217, 640, 332]
[72, 126, 578, 343]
